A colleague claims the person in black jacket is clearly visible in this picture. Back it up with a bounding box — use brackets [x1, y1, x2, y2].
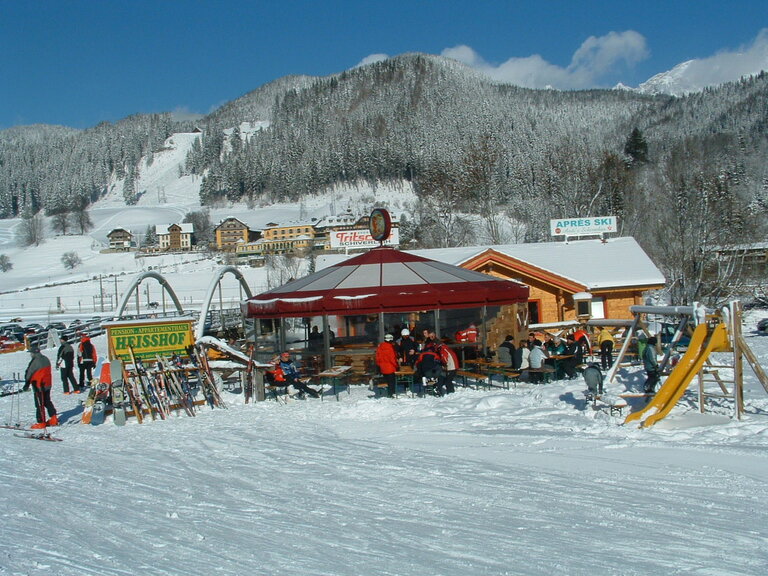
[77, 335, 97, 389]
[56, 334, 80, 394]
[497, 335, 516, 367]
[561, 334, 584, 379]
[414, 342, 443, 397]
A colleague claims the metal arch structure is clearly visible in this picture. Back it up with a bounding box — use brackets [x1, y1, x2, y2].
[115, 271, 186, 319]
[195, 266, 254, 340]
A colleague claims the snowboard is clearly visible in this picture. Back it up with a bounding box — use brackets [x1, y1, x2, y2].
[89, 382, 111, 425]
[110, 358, 127, 426]
[83, 363, 112, 425]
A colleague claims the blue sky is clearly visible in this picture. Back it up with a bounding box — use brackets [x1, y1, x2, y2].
[1, 0, 766, 129]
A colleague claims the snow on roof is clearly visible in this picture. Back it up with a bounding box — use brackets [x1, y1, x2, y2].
[317, 237, 665, 291]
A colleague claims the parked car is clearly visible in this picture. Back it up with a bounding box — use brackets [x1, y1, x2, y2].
[45, 322, 67, 334]
[0, 324, 25, 342]
[24, 323, 45, 335]
[757, 318, 768, 335]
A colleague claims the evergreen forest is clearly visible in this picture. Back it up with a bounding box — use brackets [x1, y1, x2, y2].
[1, 53, 767, 305]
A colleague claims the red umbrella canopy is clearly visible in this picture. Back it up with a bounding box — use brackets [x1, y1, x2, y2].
[242, 247, 529, 318]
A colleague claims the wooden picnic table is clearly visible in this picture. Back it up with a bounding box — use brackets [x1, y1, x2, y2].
[548, 354, 575, 378]
[318, 365, 352, 401]
[394, 366, 416, 396]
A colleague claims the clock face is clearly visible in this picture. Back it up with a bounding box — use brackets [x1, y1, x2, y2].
[369, 209, 391, 242]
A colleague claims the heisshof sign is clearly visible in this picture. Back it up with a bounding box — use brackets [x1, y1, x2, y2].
[330, 228, 399, 249]
[105, 319, 194, 361]
[550, 216, 617, 237]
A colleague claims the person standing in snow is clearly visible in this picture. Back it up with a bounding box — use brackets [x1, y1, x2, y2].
[375, 334, 399, 397]
[597, 327, 615, 371]
[23, 345, 58, 429]
[397, 328, 418, 367]
[642, 336, 660, 394]
[56, 334, 79, 394]
[77, 335, 97, 389]
[435, 339, 459, 395]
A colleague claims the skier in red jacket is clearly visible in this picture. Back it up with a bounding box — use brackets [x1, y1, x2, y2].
[436, 340, 459, 395]
[375, 334, 399, 397]
[23, 345, 58, 429]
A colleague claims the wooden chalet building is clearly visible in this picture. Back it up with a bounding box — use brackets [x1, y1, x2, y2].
[106, 228, 133, 251]
[415, 237, 665, 324]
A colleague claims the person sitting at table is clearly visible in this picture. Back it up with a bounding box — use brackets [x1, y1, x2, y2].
[270, 351, 321, 398]
[527, 339, 548, 383]
[514, 338, 530, 370]
[497, 334, 516, 367]
[544, 333, 566, 356]
[543, 334, 565, 373]
[375, 334, 399, 398]
[414, 342, 443, 397]
[397, 328, 419, 367]
[560, 334, 585, 379]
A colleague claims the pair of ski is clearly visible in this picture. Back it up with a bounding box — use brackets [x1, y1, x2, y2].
[1, 423, 63, 442]
[192, 346, 227, 409]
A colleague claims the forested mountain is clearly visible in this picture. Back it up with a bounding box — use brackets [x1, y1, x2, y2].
[1, 53, 767, 304]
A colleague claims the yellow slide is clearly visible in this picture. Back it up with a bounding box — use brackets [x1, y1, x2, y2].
[624, 321, 730, 428]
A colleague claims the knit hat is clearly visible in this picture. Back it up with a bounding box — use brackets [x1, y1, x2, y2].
[401, 328, 410, 336]
[384, 334, 394, 341]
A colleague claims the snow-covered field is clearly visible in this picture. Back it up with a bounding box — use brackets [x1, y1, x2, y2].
[1, 310, 768, 576]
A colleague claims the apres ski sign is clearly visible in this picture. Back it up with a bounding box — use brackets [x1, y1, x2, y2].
[550, 216, 616, 237]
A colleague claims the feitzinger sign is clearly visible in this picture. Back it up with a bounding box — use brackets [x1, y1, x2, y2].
[330, 228, 399, 249]
[550, 216, 617, 237]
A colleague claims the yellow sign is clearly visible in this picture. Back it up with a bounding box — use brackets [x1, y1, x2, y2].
[107, 320, 194, 361]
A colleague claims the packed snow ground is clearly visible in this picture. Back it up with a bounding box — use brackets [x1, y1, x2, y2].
[1, 311, 768, 575]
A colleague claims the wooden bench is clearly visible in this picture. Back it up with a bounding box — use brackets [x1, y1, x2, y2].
[265, 376, 314, 403]
[590, 394, 628, 416]
[487, 367, 521, 389]
[456, 370, 490, 390]
[523, 366, 556, 383]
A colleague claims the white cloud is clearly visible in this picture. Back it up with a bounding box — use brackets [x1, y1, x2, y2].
[442, 30, 649, 89]
[354, 53, 390, 68]
[672, 28, 768, 88]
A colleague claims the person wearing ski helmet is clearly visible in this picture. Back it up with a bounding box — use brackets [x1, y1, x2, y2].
[375, 333, 399, 397]
[397, 328, 418, 367]
[77, 335, 98, 389]
[23, 344, 58, 429]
